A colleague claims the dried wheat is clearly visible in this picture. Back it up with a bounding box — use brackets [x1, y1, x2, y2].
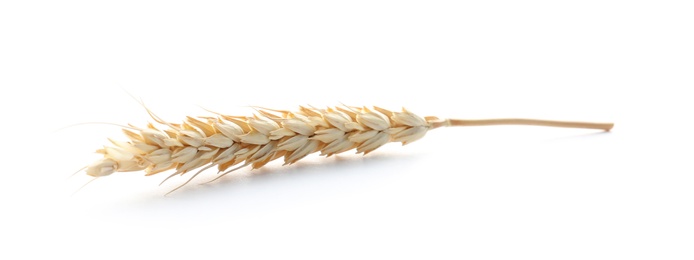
[83, 105, 613, 194]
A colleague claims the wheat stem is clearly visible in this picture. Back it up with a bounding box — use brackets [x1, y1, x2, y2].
[82, 105, 614, 194]
[430, 118, 614, 131]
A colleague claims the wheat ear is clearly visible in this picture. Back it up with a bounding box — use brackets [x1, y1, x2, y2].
[84, 105, 613, 194]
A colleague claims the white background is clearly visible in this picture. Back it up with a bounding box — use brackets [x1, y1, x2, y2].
[1, 1, 693, 259]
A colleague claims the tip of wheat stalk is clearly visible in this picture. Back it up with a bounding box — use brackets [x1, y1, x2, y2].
[84, 105, 432, 193]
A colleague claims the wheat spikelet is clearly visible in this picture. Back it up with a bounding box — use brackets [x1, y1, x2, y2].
[83, 105, 613, 194]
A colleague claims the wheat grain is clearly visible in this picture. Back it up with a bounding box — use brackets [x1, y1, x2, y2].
[83, 105, 613, 194]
